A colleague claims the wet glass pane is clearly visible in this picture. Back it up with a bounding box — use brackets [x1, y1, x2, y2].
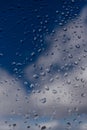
[0, 0, 87, 129]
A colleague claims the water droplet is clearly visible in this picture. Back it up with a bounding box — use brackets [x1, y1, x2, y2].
[31, 52, 35, 56]
[40, 98, 46, 103]
[64, 73, 68, 77]
[45, 86, 49, 91]
[13, 124, 16, 127]
[63, 27, 67, 31]
[0, 53, 3, 56]
[33, 74, 39, 79]
[71, 0, 75, 2]
[74, 61, 78, 65]
[56, 10, 59, 14]
[40, 72, 45, 76]
[24, 81, 28, 85]
[67, 79, 71, 84]
[75, 44, 80, 48]
[52, 89, 57, 94]
[30, 84, 34, 88]
[67, 122, 71, 126]
[27, 126, 30, 128]
[41, 126, 46, 130]
[81, 93, 86, 97]
[50, 78, 54, 82]
[81, 66, 85, 71]
[68, 54, 73, 58]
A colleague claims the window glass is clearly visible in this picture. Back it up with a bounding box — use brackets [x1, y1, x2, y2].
[0, 0, 87, 130]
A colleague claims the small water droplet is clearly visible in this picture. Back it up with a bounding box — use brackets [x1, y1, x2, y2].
[56, 10, 59, 14]
[52, 89, 57, 94]
[40, 98, 46, 103]
[81, 93, 86, 97]
[41, 126, 46, 130]
[67, 79, 71, 84]
[45, 86, 49, 91]
[74, 61, 78, 65]
[33, 74, 39, 79]
[68, 54, 73, 58]
[27, 126, 30, 128]
[75, 44, 80, 48]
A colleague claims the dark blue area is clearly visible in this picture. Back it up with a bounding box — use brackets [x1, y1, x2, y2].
[0, 0, 86, 80]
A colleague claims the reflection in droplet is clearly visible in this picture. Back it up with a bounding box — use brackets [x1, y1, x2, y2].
[40, 98, 46, 103]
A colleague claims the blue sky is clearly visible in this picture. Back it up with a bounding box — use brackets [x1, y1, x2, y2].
[0, 0, 87, 130]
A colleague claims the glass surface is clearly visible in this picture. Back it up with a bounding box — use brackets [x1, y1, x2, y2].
[0, 0, 87, 129]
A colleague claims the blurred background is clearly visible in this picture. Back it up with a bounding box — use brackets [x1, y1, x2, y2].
[0, 0, 87, 130]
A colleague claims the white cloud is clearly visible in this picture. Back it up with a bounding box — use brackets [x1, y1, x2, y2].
[0, 68, 29, 116]
[24, 6, 87, 118]
[0, 117, 60, 130]
[80, 123, 87, 130]
[25, 6, 87, 84]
